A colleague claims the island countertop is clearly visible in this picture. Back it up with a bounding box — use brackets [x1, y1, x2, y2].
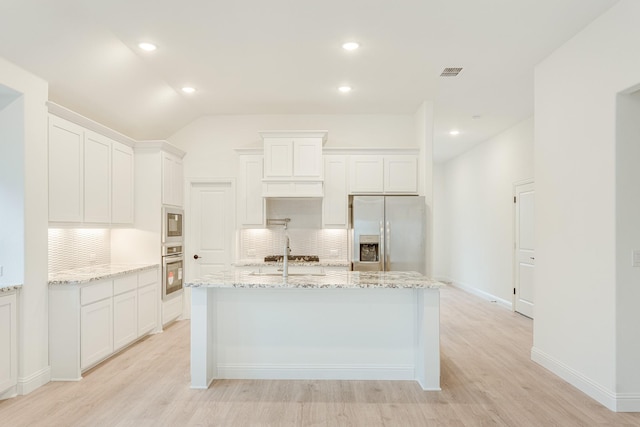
[186, 270, 442, 289]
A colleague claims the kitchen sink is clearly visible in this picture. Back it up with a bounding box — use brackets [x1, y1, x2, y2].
[249, 272, 326, 277]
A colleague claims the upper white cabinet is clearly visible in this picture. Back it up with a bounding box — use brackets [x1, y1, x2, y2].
[261, 131, 327, 197]
[237, 152, 265, 227]
[349, 154, 417, 194]
[48, 112, 135, 224]
[48, 116, 84, 222]
[83, 131, 111, 223]
[349, 155, 384, 193]
[383, 155, 418, 193]
[111, 142, 134, 224]
[0, 292, 17, 395]
[162, 152, 184, 207]
[323, 155, 348, 228]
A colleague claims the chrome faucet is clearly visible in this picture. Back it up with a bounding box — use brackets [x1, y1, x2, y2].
[283, 235, 291, 278]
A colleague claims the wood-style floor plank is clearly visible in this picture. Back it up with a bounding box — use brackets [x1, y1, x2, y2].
[1, 286, 639, 426]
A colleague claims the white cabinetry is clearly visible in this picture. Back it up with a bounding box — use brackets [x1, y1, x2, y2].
[162, 152, 184, 207]
[48, 112, 135, 224]
[48, 116, 84, 222]
[50, 268, 160, 380]
[0, 293, 17, 395]
[137, 269, 159, 336]
[81, 297, 113, 370]
[261, 131, 327, 197]
[349, 154, 417, 194]
[111, 143, 134, 224]
[264, 138, 323, 179]
[323, 155, 348, 228]
[237, 153, 264, 227]
[83, 131, 111, 223]
[112, 275, 138, 351]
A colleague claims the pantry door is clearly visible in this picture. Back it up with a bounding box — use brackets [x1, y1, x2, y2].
[514, 181, 535, 318]
[184, 180, 235, 317]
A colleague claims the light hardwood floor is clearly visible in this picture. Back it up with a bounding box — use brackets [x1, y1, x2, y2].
[1, 286, 639, 426]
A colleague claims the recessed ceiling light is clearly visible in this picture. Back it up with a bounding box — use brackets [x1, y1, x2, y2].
[338, 86, 352, 93]
[138, 42, 157, 52]
[342, 42, 360, 51]
[182, 87, 196, 94]
[449, 130, 460, 136]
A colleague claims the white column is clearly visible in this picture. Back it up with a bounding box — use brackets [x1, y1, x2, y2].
[190, 287, 217, 389]
[414, 288, 441, 390]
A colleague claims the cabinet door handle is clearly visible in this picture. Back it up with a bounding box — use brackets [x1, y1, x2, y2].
[193, 254, 202, 260]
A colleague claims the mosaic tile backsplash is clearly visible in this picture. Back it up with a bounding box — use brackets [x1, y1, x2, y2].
[239, 228, 348, 261]
[48, 228, 111, 273]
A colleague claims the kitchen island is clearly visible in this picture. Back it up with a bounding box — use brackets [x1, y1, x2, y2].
[186, 270, 443, 391]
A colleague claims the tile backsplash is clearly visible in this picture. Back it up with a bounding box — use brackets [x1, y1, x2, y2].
[239, 228, 348, 261]
[48, 228, 111, 272]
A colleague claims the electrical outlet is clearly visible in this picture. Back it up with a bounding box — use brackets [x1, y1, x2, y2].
[633, 250, 640, 267]
[247, 249, 256, 257]
[330, 249, 339, 258]
[0, 265, 3, 276]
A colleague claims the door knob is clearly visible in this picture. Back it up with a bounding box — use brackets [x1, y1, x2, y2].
[194, 254, 201, 260]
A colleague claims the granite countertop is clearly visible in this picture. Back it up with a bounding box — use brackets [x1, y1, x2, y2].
[48, 263, 159, 285]
[233, 259, 350, 267]
[0, 283, 22, 293]
[186, 270, 442, 289]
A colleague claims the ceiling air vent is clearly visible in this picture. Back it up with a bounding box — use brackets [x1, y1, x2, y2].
[440, 67, 463, 77]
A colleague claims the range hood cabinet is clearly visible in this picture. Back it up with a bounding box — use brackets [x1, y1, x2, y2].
[260, 130, 327, 198]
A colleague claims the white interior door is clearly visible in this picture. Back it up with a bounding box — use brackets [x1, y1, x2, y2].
[514, 181, 535, 318]
[184, 181, 235, 317]
[189, 181, 235, 277]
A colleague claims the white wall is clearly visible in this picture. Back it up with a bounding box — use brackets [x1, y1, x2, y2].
[533, 0, 640, 411]
[0, 93, 24, 286]
[433, 117, 534, 305]
[168, 114, 418, 179]
[415, 102, 435, 276]
[0, 56, 50, 394]
[615, 89, 640, 398]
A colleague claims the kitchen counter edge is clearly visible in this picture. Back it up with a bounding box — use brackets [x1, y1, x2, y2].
[48, 264, 160, 285]
[186, 270, 443, 290]
[234, 260, 350, 267]
[0, 284, 22, 293]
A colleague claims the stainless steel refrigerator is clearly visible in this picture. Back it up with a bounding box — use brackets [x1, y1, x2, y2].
[350, 195, 426, 274]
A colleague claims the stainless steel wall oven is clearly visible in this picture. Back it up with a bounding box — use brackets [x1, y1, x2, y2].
[162, 244, 184, 300]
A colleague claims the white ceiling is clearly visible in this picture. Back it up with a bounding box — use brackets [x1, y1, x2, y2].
[0, 0, 618, 162]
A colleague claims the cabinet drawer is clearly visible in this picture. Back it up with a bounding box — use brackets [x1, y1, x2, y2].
[81, 281, 113, 306]
[113, 274, 138, 295]
[138, 268, 158, 288]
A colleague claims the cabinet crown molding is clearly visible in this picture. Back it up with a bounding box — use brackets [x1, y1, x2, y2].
[135, 140, 186, 158]
[259, 130, 328, 144]
[322, 147, 419, 155]
[47, 102, 136, 148]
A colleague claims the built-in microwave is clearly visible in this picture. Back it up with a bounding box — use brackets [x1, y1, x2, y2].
[162, 207, 184, 244]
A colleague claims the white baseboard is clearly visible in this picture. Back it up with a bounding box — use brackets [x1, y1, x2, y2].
[17, 366, 51, 395]
[531, 347, 620, 411]
[217, 364, 414, 381]
[0, 385, 17, 400]
[448, 279, 513, 310]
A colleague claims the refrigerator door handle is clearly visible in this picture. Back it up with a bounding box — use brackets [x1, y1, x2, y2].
[385, 220, 390, 271]
[379, 220, 385, 271]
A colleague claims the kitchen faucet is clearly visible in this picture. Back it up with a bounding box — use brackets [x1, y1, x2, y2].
[283, 235, 291, 278]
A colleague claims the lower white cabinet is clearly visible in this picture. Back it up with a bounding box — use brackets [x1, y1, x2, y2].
[81, 298, 113, 370]
[50, 267, 160, 380]
[0, 292, 17, 395]
[138, 283, 158, 336]
[113, 291, 138, 352]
